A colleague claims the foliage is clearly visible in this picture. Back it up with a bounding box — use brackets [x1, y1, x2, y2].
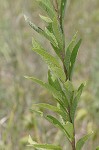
[0, 0, 99, 149]
[24, 0, 94, 149]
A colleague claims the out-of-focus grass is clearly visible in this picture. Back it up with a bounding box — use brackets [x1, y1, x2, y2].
[0, 0, 99, 150]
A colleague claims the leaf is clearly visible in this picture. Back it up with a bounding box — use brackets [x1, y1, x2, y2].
[44, 27, 58, 47]
[30, 109, 43, 117]
[65, 122, 74, 140]
[51, 43, 62, 59]
[46, 115, 71, 141]
[32, 38, 65, 81]
[28, 135, 45, 150]
[28, 135, 62, 150]
[24, 76, 66, 105]
[64, 80, 74, 92]
[96, 147, 99, 150]
[67, 32, 78, 52]
[24, 15, 44, 34]
[28, 135, 37, 145]
[70, 83, 84, 123]
[49, 74, 67, 109]
[56, 100, 70, 122]
[24, 15, 58, 47]
[76, 132, 93, 150]
[32, 103, 62, 114]
[48, 70, 62, 91]
[32, 103, 69, 122]
[64, 32, 78, 77]
[31, 144, 62, 150]
[60, 0, 67, 29]
[52, 17, 64, 50]
[25, 75, 69, 109]
[69, 39, 82, 80]
[39, 15, 52, 23]
[37, 0, 55, 19]
[63, 81, 74, 106]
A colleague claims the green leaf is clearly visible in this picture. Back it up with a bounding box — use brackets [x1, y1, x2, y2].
[25, 76, 65, 104]
[76, 132, 93, 150]
[44, 27, 58, 47]
[70, 83, 84, 123]
[39, 15, 52, 23]
[24, 15, 58, 47]
[37, 0, 55, 19]
[30, 144, 62, 150]
[51, 44, 62, 59]
[67, 32, 78, 51]
[69, 39, 82, 80]
[64, 32, 78, 77]
[46, 115, 71, 141]
[52, 17, 64, 50]
[24, 15, 44, 34]
[32, 103, 69, 122]
[30, 109, 43, 117]
[48, 70, 62, 91]
[32, 38, 65, 81]
[28, 135, 36, 145]
[25, 76, 69, 109]
[64, 80, 74, 92]
[96, 147, 99, 150]
[32, 103, 62, 114]
[63, 81, 74, 105]
[60, 0, 67, 29]
[28, 135, 45, 150]
[65, 122, 74, 140]
[28, 135, 62, 150]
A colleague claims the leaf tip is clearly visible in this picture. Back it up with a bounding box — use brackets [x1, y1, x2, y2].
[24, 75, 28, 79]
[24, 14, 28, 22]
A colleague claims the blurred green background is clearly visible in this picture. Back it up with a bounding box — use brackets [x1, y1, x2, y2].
[0, 0, 99, 150]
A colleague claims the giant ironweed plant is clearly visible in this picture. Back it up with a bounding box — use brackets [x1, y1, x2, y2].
[24, 0, 94, 150]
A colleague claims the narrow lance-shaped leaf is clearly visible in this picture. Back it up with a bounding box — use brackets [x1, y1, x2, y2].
[39, 15, 52, 23]
[48, 70, 62, 91]
[64, 122, 74, 140]
[31, 103, 69, 122]
[28, 135, 44, 150]
[52, 17, 64, 50]
[24, 15, 44, 34]
[76, 132, 93, 150]
[28, 135, 62, 150]
[51, 43, 62, 59]
[30, 104, 69, 124]
[70, 83, 84, 123]
[30, 109, 43, 117]
[60, 0, 67, 30]
[32, 38, 65, 81]
[32, 103, 62, 114]
[44, 27, 58, 47]
[63, 80, 74, 106]
[46, 115, 71, 141]
[49, 74, 69, 110]
[24, 76, 68, 108]
[69, 39, 82, 80]
[37, 0, 55, 19]
[64, 32, 78, 77]
[24, 15, 58, 47]
[32, 144, 62, 150]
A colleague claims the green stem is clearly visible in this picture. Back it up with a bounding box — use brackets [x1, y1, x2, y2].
[56, 1, 76, 149]
[71, 124, 76, 150]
